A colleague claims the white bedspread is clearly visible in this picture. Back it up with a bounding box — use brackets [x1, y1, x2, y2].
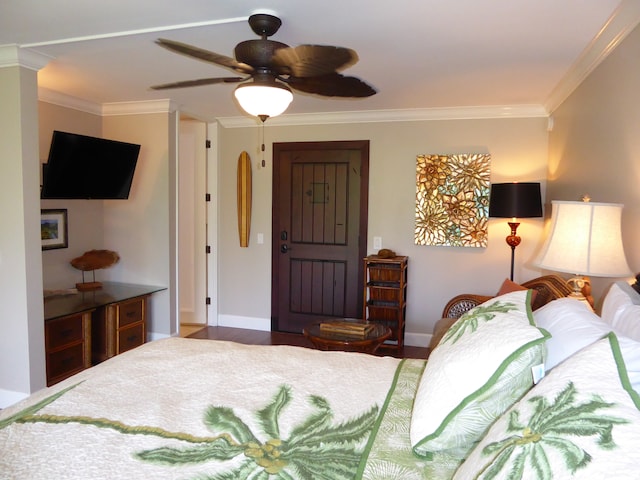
[1, 337, 406, 479]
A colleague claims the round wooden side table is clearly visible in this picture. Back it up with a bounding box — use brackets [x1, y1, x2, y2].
[303, 320, 392, 354]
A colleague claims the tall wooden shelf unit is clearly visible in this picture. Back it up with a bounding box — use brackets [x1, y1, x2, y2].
[363, 255, 407, 348]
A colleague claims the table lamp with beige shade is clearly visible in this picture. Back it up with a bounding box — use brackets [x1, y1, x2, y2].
[536, 198, 632, 309]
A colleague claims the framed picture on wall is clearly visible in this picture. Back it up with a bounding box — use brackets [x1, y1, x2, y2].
[41, 209, 68, 250]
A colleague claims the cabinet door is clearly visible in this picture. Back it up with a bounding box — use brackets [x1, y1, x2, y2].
[118, 297, 144, 328]
[118, 323, 145, 354]
[47, 344, 85, 383]
[46, 315, 84, 350]
[45, 312, 91, 386]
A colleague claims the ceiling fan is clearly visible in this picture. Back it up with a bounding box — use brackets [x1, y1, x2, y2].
[151, 13, 376, 121]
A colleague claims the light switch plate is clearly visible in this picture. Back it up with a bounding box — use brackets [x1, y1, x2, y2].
[373, 236, 382, 249]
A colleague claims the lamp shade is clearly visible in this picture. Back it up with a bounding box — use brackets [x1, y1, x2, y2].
[234, 81, 293, 119]
[489, 182, 543, 218]
[536, 200, 632, 277]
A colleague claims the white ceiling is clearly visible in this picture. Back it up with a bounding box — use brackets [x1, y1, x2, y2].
[2, 0, 638, 122]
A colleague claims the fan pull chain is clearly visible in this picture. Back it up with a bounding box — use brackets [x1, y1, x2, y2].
[261, 121, 266, 167]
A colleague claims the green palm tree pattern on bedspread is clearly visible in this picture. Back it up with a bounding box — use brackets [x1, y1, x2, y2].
[473, 382, 628, 480]
[4, 383, 379, 479]
[442, 301, 518, 345]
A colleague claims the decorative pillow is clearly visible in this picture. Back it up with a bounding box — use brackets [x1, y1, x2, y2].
[496, 278, 538, 304]
[618, 334, 640, 394]
[533, 298, 612, 370]
[454, 333, 640, 479]
[496, 278, 527, 295]
[410, 290, 547, 461]
[601, 281, 640, 341]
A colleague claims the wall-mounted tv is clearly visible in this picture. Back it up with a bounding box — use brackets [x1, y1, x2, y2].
[41, 131, 141, 200]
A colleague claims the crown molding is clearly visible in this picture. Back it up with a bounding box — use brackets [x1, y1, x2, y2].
[37, 86, 547, 125]
[101, 99, 178, 116]
[216, 104, 549, 128]
[38, 88, 177, 116]
[545, 0, 640, 113]
[38, 87, 103, 115]
[0, 45, 51, 71]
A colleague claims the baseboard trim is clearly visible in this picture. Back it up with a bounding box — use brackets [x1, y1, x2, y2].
[217, 314, 271, 331]
[0, 388, 29, 409]
[404, 332, 432, 349]
[147, 331, 171, 342]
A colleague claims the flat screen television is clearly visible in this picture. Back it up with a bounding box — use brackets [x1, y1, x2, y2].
[41, 131, 141, 199]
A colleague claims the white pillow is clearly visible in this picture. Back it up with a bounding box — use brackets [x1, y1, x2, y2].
[454, 333, 640, 479]
[534, 298, 612, 370]
[615, 305, 640, 342]
[534, 297, 640, 393]
[411, 290, 547, 461]
[601, 281, 640, 341]
[601, 282, 631, 325]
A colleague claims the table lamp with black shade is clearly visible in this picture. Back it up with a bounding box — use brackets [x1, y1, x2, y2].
[489, 182, 543, 281]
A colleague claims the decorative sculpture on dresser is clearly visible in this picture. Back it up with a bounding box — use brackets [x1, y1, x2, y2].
[70, 249, 120, 291]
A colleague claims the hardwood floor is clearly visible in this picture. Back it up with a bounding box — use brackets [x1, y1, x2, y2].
[179, 323, 207, 337]
[187, 326, 429, 359]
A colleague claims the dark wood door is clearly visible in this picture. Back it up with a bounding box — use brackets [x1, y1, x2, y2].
[272, 141, 369, 333]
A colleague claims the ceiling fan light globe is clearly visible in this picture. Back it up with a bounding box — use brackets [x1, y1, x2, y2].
[234, 83, 293, 118]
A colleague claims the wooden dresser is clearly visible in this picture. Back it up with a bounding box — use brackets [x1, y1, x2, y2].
[44, 282, 165, 386]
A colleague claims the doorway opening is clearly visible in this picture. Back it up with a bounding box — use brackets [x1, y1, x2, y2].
[178, 119, 209, 337]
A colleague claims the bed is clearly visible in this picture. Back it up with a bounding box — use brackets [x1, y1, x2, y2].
[2, 286, 640, 479]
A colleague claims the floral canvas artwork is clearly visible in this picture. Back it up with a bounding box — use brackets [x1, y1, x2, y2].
[415, 153, 491, 247]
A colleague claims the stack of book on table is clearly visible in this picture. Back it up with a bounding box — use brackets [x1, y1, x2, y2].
[319, 321, 374, 337]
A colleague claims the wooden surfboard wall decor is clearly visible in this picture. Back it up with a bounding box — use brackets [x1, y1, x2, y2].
[237, 151, 252, 247]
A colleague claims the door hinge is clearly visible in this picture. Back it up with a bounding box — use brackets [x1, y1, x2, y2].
[206, 245, 211, 254]
[206, 297, 211, 305]
[205, 193, 211, 202]
[205, 139, 211, 149]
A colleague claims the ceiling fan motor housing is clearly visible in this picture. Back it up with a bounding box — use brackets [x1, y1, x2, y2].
[235, 39, 289, 70]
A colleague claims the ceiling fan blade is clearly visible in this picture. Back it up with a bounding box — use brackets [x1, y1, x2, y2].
[272, 45, 358, 77]
[287, 73, 376, 97]
[150, 77, 245, 90]
[155, 38, 254, 74]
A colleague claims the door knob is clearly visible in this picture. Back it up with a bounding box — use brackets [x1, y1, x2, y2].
[280, 244, 289, 253]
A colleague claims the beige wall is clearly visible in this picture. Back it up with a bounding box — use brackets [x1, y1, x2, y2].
[103, 113, 177, 336]
[38, 106, 176, 338]
[38, 104, 177, 336]
[39, 102, 104, 289]
[217, 116, 550, 340]
[548, 22, 640, 305]
[0, 64, 46, 405]
[38, 102, 102, 157]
